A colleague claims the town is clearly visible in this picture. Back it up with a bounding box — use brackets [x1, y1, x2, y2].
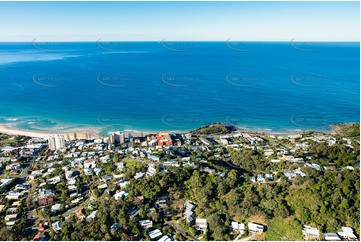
[0, 123, 359, 241]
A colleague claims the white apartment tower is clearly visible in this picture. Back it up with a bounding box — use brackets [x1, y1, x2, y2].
[48, 135, 66, 150]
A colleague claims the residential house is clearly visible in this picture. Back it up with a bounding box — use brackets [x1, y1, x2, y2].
[4, 213, 18, 221]
[248, 222, 264, 233]
[184, 200, 196, 223]
[158, 235, 172, 241]
[86, 210, 97, 221]
[38, 197, 54, 206]
[195, 218, 208, 231]
[114, 191, 128, 200]
[323, 233, 341, 241]
[119, 180, 129, 188]
[134, 172, 145, 179]
[75, 209, 86, 220]
[337, 227, 357, 241]
[148, 229, 163, 240]
[83, 159, 96, 169]
[116, 162, 124, 171]
[52, 221, 62, 233]
[146, 164, 157, 177]
[232, 221, 245, 234]
[302, 225, 320, 240]
[110, 223, 120, 231]
[33, 232, 47, 241]
[51, 204, 61, 214]
[139, 220, 153, 229]
[101, 174, 113, 182]
[5, 190, 23, 200]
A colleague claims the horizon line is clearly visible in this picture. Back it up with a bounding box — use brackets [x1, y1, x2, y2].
[0, 40, 360, 43]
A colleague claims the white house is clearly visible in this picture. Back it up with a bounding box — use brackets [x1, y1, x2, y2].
[324, 233, 341, 241]
[302, 225, 320, 240]
[195, 218, 208, 231]
[248, 222, 264, 233]
[51, 204, 62, 213]
[134, 172, 145, 179]
[114, 191, 128, 200]
[158, 235, 172, 241]
[148, 229, 163, 240]
[52, 221, 62, 232]
[139, 220, 153, 229]
[337, 227, 357, 240]
[232, 221, 245, 234]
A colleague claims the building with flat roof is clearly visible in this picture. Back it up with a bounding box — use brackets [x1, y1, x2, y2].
[248, 222, 264, 233]
[195, 218, 208, 231]
[48, 135, 66, 150]
[302, 225, 320, 240]
[109, 132, 125, 144]
[156, 132, 172, 146]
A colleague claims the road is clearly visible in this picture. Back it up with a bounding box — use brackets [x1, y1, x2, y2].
[224, 155, 243, 171]
[165, 221, 199, 241]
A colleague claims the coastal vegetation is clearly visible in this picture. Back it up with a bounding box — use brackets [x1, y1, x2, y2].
[191, 123, 236, 135]
[0, 123, 359, 241]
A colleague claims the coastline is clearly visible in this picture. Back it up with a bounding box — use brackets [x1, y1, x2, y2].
[0, 122, 353, 141]
[0, 124, 154, 140]
[0, 124, 100, 140]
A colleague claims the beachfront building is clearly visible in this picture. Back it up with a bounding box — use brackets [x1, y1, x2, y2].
[156, 132, 172, 146]
[48, 135, 66, 150]
[109, 132, 125, 144]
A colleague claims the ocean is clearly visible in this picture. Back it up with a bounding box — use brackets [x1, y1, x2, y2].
[0, 41, 359, 135]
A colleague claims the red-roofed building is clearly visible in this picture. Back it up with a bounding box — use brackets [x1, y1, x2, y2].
[133, 196, 145, 203]
[33, 232, 47, 241]
[37, 222, 47, 232]
[38, 197, 54, 206]
[75, 209, 85, 220]
[156, 132, 172, 146]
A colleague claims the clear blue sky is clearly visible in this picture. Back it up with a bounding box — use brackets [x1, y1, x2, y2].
[0, 1, 359, 41]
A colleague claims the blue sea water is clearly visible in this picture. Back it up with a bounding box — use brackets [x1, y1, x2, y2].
[0, 41, 359, 135]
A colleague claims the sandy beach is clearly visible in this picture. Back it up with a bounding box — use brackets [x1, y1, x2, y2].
[0, 124, 101, 140]
[0, 124, 155, 140]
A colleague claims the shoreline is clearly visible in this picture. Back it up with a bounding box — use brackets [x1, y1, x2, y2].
[0, 124, 100, 140]
[0, 124, 154, 140]
[0, 122, 355, 141]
